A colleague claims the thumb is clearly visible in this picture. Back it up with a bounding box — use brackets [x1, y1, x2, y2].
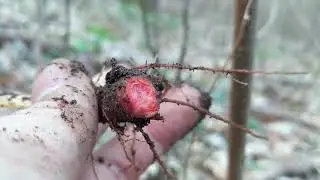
[0, 59, 98, 180]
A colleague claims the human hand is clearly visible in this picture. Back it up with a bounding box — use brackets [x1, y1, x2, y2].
[0, 59, 208, 180]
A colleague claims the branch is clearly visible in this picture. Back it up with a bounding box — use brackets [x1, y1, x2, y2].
[256, 0, 279, 39]
[207, 0, 254, 93]
[138, 0, 159, 60]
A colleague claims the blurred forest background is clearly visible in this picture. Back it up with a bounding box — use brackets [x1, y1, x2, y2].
[0, 0, 319, 180]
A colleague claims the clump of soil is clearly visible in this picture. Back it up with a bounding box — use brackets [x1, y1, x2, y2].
[96, 59, 165, 134]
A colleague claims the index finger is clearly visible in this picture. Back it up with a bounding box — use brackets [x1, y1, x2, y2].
[0, 59, 98, 180]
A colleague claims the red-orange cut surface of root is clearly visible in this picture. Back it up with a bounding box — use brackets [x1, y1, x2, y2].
[97, 59, 164, 129]
[118, 76, 160, 119]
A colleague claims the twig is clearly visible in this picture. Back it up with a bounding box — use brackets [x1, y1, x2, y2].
[134, 63, 308, 75]
[138, 0, 159, 59]
[207, 0, 254, 93]
[161, 98, 267, 140]
[227, 75, 248, 86]
[256, 0, 279, 39]
[64, 0, 71, 55]
[175, 0, 191, 83]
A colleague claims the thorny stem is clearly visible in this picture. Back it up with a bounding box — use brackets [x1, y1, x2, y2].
[161, 98, 268, 140]
[175, 0, 191, 83]
[133, 63, 307, 75]
[135, 127, 177, 180]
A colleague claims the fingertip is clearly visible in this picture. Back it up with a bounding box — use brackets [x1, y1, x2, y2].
[30, 58, 98, 136]
[31, 59, 90, 102]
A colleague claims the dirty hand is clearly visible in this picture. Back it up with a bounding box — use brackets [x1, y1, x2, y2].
[0, 59, 206, 180]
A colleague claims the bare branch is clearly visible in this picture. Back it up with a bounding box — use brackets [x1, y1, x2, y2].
[256, 0, 279, 39]
[175, 0, 191, 83]
[138, 0, 159, 60]
[207, 0, 254, 93]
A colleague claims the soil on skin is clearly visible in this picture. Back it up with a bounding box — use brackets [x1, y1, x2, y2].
[69, 60, 89, 76]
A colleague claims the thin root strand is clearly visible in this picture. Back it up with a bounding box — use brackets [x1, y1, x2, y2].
[133, 63, 308, 75]
[136, 127, 177, 180]
[161, 98, 268, 140]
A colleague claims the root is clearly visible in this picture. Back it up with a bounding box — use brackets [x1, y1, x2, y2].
[161, 98, 268, 140]
[129, 129, 138, 171]
[124, 138, 146, 143]
[118, 135, 133, 165]
[115, 131, 142, 173]
[136, 127, 177, 180]
[133, 63, 307, 75]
